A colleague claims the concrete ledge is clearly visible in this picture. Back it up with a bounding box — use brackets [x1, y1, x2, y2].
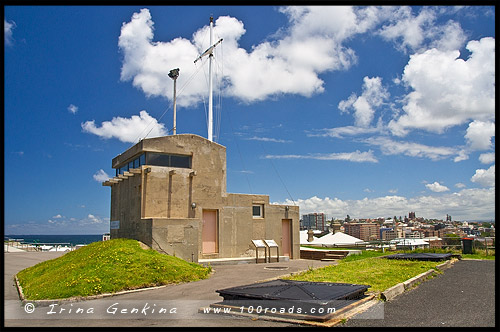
[14, 275, 175, 307]
[201, 294, 377, 327]
[381, 266, 445, 301]
[403, 269, 436, 290]
[380, 282, 405, 301]
[199, 256, 289, 266]
[436, 258, 458, 270]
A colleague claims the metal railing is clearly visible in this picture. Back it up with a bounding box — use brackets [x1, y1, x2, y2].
[308, 236, 495, 255]
[4, 241, 74, 252]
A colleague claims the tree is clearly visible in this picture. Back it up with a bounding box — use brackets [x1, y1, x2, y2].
[443, 233, 460, 246]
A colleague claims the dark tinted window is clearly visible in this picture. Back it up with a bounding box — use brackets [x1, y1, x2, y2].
[147, 153, 171, 167]
[170, 155, 191, 168]
[115, 152, 190, 174]
[253, 205, 262, 217]
[146, 152, 191, 169]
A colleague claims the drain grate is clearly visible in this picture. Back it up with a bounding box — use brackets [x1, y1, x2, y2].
[263, 266, 289, 270]
[383, 253, 457, 261]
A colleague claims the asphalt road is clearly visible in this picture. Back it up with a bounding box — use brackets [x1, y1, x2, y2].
[344, 259, 496, 327]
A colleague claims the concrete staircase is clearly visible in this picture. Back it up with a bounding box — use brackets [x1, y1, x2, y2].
[300, 249, 349, 261]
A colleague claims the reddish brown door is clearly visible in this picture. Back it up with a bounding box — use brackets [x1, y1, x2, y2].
[202, 210, 218, 254]
[282, 219, 291, 257]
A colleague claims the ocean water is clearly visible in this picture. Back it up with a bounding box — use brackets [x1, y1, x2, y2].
[4, 234, 103, 246]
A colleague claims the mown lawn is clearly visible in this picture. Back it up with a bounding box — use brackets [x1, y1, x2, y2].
[286, 251, 444, 294]
[16, 238, 211, 300]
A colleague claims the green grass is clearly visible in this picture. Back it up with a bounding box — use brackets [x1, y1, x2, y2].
[289, 248, 494, 294]
[409, 247, 495, 260]
[341, 250, 389, 262]
[287, 251, 443, 294]
[16, 238, 211, 300]
[300, 245, 361, 251]
[461, 249, 495, 260]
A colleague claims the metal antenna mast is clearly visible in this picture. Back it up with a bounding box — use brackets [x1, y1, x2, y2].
[194, 16, 223, 142]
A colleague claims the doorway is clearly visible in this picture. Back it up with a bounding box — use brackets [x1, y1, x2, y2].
[202, 209, 218, 254]
[282, 219, 292, 258]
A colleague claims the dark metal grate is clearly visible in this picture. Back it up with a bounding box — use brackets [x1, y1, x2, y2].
[213, 279, 371, 321]
[383, 253, 457, 261]
[216, 279, 370, 302]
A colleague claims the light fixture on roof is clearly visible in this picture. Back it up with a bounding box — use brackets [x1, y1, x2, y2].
[168, 68, 180, 135]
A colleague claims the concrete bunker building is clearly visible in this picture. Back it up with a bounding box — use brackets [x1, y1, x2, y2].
[103, 134, 299, 263]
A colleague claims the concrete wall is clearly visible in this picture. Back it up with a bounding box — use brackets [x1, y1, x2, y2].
[150, 218, 200, 262]
[105, 134, 299, 262]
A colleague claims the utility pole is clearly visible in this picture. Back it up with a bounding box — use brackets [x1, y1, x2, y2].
[168, 68, 180, 135]
[194, 16, 223, 142]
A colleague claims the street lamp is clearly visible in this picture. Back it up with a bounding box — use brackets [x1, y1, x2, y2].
[168, 68, 180, 135]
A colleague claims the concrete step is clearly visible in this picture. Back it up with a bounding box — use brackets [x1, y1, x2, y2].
[324, 254, 346, 259]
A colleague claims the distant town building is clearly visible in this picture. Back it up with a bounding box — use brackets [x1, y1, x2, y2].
[301, 213, 328, 231]
[380, 228, 397, 241]
[331, 219, 342, 234]
[344, 222, 380, 241]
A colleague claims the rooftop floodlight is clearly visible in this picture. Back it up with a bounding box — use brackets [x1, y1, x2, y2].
[168, 68, 180, 135]
[168, 68, 180, 80]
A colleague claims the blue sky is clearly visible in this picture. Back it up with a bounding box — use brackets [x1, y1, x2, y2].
[4, 5, 495, 235]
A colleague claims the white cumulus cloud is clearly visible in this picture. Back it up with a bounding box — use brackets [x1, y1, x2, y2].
[425, 182, 450, 192]
[86, 214, 103, 224]
[93, 169, 110, 182]
[479, 153, 495, 165]
[82, 110, 167, 143]
[388, 37, 495, 136]
[378, 7, 466, 53]
[471, 165, 495, 187]
[276, 187, 495, 221]
[117, 7, 398, 106]
[338, 76, 389, 128]
[465, 120, 495, 151]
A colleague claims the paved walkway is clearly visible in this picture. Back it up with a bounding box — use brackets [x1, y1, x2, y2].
[4, 245, 27, 252]
[345, 259, 495, 327]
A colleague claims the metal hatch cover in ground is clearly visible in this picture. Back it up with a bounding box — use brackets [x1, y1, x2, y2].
[213, 279, 372, 321]
[216, 279, 370, 302]
[383, 253, 460, 261]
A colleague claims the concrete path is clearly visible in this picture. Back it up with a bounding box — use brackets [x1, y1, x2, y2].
[344, 259, 495, 327]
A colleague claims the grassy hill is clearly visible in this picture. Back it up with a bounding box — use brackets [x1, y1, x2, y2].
[16, 238, 211, 300]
